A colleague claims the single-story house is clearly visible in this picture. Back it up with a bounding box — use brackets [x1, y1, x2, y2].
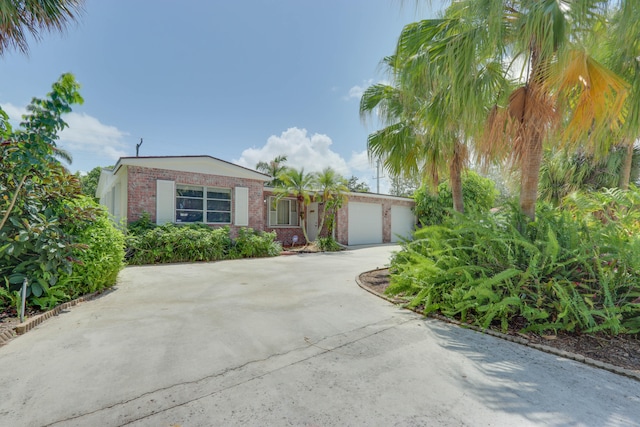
[96, 156, 415, 246]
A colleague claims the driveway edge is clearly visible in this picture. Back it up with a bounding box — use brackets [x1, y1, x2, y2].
[0, 289, 109, 347]
[356, 268, 640, 382]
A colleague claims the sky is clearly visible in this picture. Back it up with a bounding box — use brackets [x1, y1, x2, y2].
[1, 0, 444, 193]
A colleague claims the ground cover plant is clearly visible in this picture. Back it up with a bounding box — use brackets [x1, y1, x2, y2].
[387, 187, 640, 336]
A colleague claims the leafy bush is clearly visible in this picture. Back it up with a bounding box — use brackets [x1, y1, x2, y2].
[414, 171, 497, 226]
[55, 196, 125, 301]
[388, 190, 640, 335]
[126, 224, 232, 265]
[317, 236, 343, 252]
[126, 225, 283, 265]
[127, 211, 157, 235]
[231, 228, 282, 258]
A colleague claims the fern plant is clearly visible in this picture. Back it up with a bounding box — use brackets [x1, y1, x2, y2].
[389, 189, 640, 335]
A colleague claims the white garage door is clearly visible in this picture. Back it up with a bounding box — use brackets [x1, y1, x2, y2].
[348, 202, 382, 245]
[391, 205, 415, 243]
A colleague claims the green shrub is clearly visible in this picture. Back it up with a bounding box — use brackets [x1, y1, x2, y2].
[388, 190, 640, 335]
[127, 211, 157, 234]
[57, 196, 125, 300]
[126, 224, 232, 265]
[317, 236, 343, 252]
[126, 225, 283, 265]
[231, 228, 282, 258]
[414, 171, 498, 226]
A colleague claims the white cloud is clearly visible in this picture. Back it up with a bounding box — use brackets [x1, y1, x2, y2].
[235, 127, 392, 194]
[344, 79, 374, 101]
[59, 112, 129, 160]
[1, 103, 129, 162]
[235, 127, 350, 176]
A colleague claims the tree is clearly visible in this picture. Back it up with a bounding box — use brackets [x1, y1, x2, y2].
[273, 167, 315, 244]
[76, 165, 106, 200]
[389, 175, 420, 197]
[314, 167, 348, 238]
[1, 73, 88, 301]
[362, 15, 508, 214]
[256, 155, 288, 187]
[0, 0, 84, 55]
[346, 176, 370, 193]
[405, 1, 628, 220]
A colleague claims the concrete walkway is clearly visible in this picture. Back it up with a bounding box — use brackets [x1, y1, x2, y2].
[0, 245, 638, 426]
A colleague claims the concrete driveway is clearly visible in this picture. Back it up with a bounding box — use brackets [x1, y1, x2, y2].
[0, 245, 638, 426]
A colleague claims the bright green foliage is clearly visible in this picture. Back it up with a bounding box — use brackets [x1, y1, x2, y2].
[317, 236, 342, 252]
[55, 197, 125, 301]
[231, 228, 282, 258]
[388, 189, 640, 335]
[414, 171, 497, 226]
[127, 211, 157, 235]
[126, 225, 281, 265]
[539, 146, 640, 205]
[1, 74, 87, 307]
[77, 165, 105, 200]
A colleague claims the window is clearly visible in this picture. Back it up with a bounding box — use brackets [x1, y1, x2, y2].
[269, 197, 298, 226]
[176, 185, 231, 224]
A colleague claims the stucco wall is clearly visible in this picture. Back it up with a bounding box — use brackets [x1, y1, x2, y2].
[126, 165, 265, 237]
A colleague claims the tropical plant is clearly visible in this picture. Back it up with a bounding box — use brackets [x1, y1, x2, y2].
[539, 146, 640, 205]
[388, 194, 640, 335]
[0, 0, 84, 55]
[414, 171, 497, 226]
[314, 167, 348, 238]
[410, 0, 629, 220]
[0, 74, 86, 304]
[273, 167, 315, 244]
[256, 155, 288, 187]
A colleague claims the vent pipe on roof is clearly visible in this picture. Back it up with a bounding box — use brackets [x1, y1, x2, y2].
[136, 137, 143, 157]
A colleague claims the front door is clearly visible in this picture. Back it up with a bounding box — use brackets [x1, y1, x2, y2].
[307, 202, 319, 242]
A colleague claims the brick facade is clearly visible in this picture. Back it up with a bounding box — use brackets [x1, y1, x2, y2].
[126, 165, 265, 237]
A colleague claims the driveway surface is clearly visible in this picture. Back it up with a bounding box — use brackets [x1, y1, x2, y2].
[0, 245, 639, 426]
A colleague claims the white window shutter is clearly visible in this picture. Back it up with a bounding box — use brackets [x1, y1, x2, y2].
[235, 187, 249, 226]
[156, 180, 175, 225]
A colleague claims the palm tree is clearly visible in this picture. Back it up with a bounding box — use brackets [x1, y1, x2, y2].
[603, 2, 640, 190]
[256, 154, 288, 187]
[314, 167, 348, 237]
[413, 0, 628, 220]
[0, 0, 84, 55]
[362, 17, 508, 214]
[273, 167, 315, 244]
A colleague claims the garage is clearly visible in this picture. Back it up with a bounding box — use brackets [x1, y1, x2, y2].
[391, 205, 415, 243]
[348, 202, 383, 245]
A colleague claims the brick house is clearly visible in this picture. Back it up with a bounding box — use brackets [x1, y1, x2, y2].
[96, 156, 415, 245]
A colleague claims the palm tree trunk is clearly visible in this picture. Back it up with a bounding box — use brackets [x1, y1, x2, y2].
[450, 140, 464, 213]
[618, 140, 634, 190]
[520, 130, 544, 220]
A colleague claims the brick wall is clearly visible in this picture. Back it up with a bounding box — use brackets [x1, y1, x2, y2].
[262, 190, 307, 245]
[126, 166, 265, 237]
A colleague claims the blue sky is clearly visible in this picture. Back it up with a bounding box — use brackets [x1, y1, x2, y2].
[1, 0, 443, 192]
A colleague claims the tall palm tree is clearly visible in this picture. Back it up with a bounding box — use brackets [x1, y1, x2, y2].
[0, 0, 84, 55]
[416, 0, 628, 220]
[314, 167, 348, 236]
[256, 154, 288, 187]
[273, 167, 315, 244]
[362, 16, 508, 214]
